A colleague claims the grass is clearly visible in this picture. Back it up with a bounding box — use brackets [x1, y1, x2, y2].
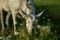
[34, 0, 60, 20]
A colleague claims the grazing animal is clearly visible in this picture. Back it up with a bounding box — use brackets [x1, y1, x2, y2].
[0, 0, 44, 39]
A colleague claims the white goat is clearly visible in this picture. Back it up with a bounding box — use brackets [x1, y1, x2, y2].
[0, 0, 44, 39]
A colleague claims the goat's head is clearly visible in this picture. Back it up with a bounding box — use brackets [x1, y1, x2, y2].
[25, 10, 44, 33]
[18, 10, 44, 33]
[18, 9, 44, 33]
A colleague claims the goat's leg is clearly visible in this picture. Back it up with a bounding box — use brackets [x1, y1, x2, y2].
[6, 12, 11, 34]
[11, 10, 19, 35]
[6, 12, 12, 39]
[1, 11, 6, 39]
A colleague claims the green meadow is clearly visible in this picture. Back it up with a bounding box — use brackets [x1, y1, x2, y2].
[34, 0, 60, 20]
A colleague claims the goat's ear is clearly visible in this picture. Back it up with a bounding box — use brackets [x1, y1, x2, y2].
[36, 10, 44, 18]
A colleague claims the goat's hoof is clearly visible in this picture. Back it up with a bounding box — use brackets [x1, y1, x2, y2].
[6, 35, 11, 39]
[14, 32, 19, 35]
[5, 35, 11, 40]
[0, 36, 2, 39]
